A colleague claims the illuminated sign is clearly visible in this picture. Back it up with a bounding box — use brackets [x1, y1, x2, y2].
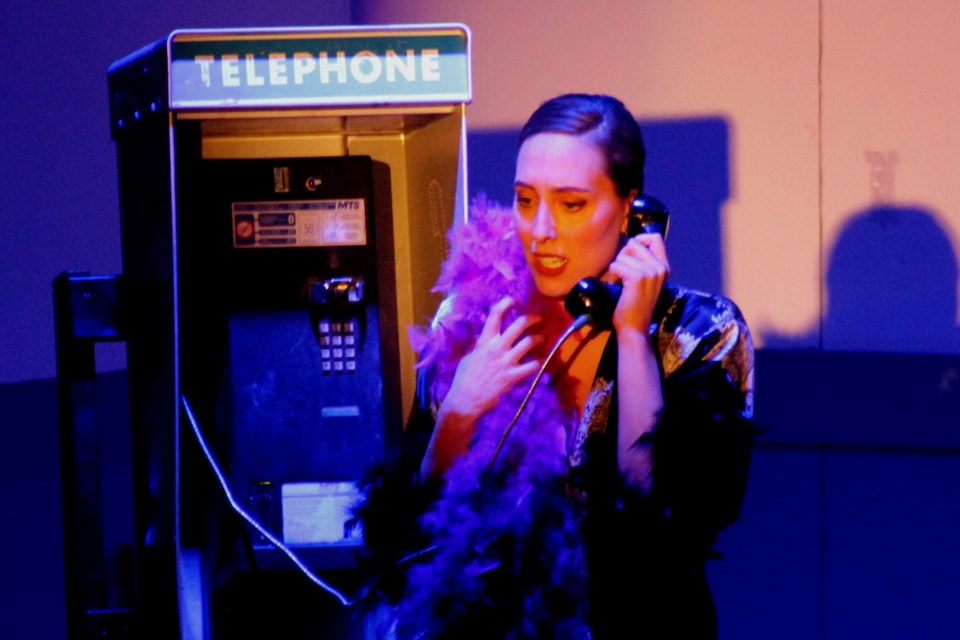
[169, 25, 471, 108]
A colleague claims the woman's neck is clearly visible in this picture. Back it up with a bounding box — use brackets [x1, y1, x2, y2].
[531, 293, 610, 414]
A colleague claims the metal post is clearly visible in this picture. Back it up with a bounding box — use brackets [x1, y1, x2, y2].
[54, 271, 134, 638]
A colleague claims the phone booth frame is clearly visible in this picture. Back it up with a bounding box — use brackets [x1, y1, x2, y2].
[106, 24, 471, 638]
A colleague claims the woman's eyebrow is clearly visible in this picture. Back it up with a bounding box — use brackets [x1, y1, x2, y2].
[513, 180, 591, 193]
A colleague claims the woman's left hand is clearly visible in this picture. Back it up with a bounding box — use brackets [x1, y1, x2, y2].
[607, 233, 669, 492]
[606, 233, 670, 333]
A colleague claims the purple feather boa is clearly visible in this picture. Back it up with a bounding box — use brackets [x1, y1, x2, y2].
[391, 196, 592, 639]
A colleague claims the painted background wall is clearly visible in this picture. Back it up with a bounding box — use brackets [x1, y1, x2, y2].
[357, 0, 960, 356]
[1, 1, 958, 638]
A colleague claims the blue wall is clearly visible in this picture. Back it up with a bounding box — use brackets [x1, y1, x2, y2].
[713, 350, 960, 640]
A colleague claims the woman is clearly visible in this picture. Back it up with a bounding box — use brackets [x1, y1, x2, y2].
[356, 93, 755, 639]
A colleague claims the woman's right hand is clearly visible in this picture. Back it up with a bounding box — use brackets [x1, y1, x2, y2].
[445, 296, 543, 417]
[420, 296, 542, 477]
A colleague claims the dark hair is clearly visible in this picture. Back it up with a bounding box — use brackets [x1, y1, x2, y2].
[518, 93, 646, 197]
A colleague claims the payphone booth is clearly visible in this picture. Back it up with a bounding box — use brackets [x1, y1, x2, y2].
[107, 24, 471, 638]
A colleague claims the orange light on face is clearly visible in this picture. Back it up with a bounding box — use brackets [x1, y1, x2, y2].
[513, 133, 631, 299]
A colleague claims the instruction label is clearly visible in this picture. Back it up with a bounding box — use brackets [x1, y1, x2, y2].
[281, 481, 363, 546]
[232, 199, 367, 248]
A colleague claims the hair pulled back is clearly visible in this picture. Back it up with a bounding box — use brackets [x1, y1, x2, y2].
[518, 93, 646, 197]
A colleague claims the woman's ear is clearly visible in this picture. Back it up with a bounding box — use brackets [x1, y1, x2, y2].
[620, 189, 639, 234]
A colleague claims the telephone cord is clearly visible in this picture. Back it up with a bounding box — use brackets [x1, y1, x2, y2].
[180, 312, 591, 605]
[181, 395, 364, 607]
[483, 313, 591, 477]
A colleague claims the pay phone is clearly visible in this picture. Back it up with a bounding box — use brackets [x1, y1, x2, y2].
[178, 154, 401, 558]
[88, 23, 472, 639]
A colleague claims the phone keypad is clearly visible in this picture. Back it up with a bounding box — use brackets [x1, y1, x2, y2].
[318, 319, 359, 374]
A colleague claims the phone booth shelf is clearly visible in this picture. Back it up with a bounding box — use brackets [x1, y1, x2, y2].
[103, 24, 471, 639]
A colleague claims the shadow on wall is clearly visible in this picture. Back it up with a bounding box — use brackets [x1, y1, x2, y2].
[764, 205, 960, 354]
[466, 117, 731, 297]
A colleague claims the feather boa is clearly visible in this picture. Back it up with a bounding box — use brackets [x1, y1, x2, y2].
[380, 195, 592, 639]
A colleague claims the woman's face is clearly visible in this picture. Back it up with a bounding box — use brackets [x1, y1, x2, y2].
[513, 132, 634, 299]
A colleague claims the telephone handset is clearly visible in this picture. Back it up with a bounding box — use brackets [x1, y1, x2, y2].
[487, 195, 671, 475]
[564, 194, 670, 328]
